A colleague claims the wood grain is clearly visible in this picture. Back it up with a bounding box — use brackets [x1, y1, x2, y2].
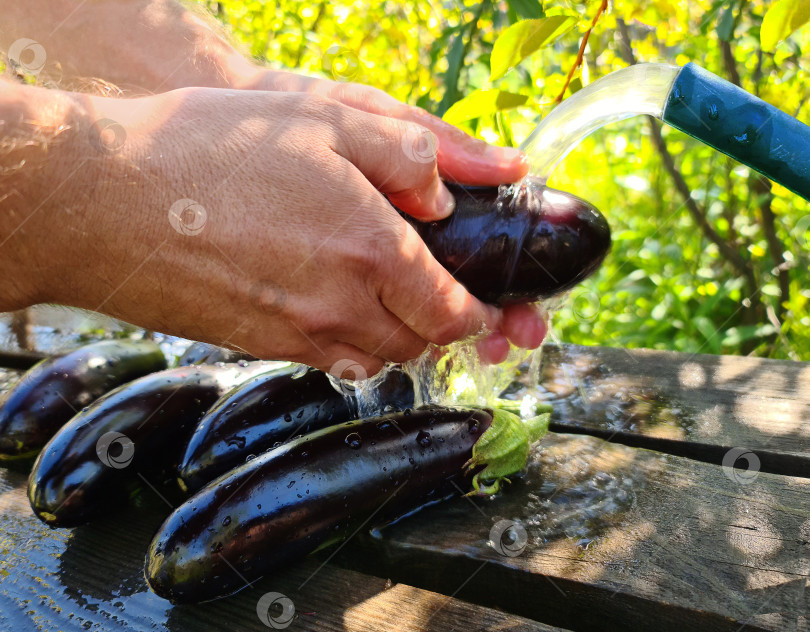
[0, 468, 560, 632]
[532, 344, 810, 477]
[336, 433, 810, 632]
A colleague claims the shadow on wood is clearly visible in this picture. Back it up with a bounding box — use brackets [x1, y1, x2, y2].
[534, 344, 810, 478]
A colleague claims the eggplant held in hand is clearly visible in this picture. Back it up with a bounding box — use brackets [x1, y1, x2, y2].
[0, 339, 166, 459]
[28, 362, 276, 527]
[146, 406, 549, 603]
[178, 366, 415, 494]
[402, 177, 611, 305]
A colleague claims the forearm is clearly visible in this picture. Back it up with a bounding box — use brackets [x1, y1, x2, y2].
[0, 80, 94, 310]
[0, 0, 257, 93]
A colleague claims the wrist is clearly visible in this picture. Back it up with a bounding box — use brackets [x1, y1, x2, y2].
[0, 83, 96, 310]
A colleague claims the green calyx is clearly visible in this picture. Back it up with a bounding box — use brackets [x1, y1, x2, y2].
[464, 407, 550, 497]
[492, 398, 553, 417]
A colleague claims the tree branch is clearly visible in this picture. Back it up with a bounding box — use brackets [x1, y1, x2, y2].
[720, 21, 791, 324]
[720, 41, 741, 87]
[555, 0, 608, 104]
[751, 176, 790, 321]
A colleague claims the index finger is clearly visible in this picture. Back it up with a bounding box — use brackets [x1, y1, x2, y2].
[285, 76, 529, 185]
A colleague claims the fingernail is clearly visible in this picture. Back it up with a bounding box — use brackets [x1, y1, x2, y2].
[500, 147, 524, 162]
[435, 181, 456, 218]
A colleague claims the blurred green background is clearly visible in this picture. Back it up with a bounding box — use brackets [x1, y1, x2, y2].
[198, 0, 810, 360]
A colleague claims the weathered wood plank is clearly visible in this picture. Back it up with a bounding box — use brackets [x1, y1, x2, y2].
[0, 349, 47, 371]
[336, 432, 810, 632]
[532, 344, 810, 477]
[0, 468, 561, 632]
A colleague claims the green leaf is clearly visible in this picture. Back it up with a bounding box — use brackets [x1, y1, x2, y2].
[716, 4, 735, 42]
[489, 16, 577, 81]
[437, 33, 466, 116]
[506, 0, 544, 20]
[693, 316, 722, 354]
[720, 324, 775, 347]
[496, 109, 515, 146]
[761, 0, 810, 52]
[699, 0, 730, 34]
[443, 88, 528, 124]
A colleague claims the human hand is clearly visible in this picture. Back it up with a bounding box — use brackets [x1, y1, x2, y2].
[235, 70, 549, 362]
[22, 86, 513, 375]
[0, 0, 548, 363]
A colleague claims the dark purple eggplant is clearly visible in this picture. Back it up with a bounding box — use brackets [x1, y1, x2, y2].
[177, 366, 415, 494]
[177, 367, 353, 494]
[0, 339, 166, 459]
[370, 364, 415, 412]
[177, 342, 256, 366]
[402, 177, 611, 305]
[145, 406, 549, 603]
[27, 362, 276, 527]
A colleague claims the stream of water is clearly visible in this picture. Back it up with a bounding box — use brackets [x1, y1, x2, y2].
[355, 64, 683, 415]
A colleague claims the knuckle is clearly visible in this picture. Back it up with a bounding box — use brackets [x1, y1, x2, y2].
[397, 122, 438, 170]
[428, 313, 476, 346]
[295, 307, 343, 337]
[343, 217, 404, 275]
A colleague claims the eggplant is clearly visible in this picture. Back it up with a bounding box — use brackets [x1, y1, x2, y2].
[145, 406, 549, 603]
[177, 367, 353, 494]
[27, 362, 276, 527]
[367, 364, 415, 412]
[178, 342, 256, 366]
[0, 339, 166, 459]
[402, 177, 611, 305]
[178, 366, 415, 494]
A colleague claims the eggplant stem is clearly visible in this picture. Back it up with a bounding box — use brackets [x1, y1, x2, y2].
[493, 398, 553, 417]
[465, 408, 551, 497]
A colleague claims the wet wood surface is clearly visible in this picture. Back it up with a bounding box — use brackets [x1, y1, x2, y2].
[0, 348, 48, 371]
[0, 468, 563, 632]
[1, 344, 808, 631]
[535, 344, 810, 478]
[338, 432, 810, 632]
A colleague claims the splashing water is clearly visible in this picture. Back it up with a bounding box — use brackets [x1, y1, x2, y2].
[352, 339, 535, 418]
[353, 296, 569, 417]
[520, 63, 680, 180]
[353, 64, 682, 415]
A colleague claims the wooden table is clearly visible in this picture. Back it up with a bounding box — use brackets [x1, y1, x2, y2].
[1, 344, 807, 631]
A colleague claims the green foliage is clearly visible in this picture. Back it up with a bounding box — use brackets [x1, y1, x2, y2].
[489, 16, 577, 80]
[444, 89, 528, 124]
[761, 0, 810, 51]
[199, 0, 810, 361]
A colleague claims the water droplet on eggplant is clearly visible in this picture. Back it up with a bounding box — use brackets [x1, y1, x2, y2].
[345, 432, 362, 449]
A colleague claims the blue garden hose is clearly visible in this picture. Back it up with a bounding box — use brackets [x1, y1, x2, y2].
[662, 62, 810, 200]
